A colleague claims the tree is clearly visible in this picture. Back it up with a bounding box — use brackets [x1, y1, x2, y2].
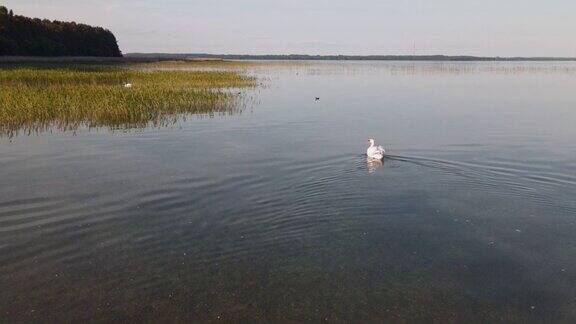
[0, 6, 122, 57]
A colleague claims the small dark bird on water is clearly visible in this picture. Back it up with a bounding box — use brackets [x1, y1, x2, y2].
[315, 97, 320, 101]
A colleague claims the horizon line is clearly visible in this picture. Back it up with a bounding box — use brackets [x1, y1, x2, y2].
[124, 53, 576, 61]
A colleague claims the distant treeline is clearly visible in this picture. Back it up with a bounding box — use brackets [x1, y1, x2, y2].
[0, 6, 121, 57]
[128, 53, 576, 62]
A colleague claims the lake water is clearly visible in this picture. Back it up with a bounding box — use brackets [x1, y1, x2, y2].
[1, 61, 576, 322]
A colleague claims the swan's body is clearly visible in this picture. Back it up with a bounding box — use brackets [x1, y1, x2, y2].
[366, 139, 385, 160]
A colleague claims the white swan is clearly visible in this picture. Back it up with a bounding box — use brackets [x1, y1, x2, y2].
[366, 138, 385, 160]
[124, 83, 132, 88]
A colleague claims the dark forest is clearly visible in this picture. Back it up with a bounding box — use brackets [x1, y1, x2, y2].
[0, 6, 121, 57]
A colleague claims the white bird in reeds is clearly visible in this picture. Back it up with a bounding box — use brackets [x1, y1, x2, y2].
[124, 83, 132, 88]
[366, 138, 385, 160]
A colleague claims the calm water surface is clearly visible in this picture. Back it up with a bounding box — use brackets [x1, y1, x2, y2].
[1, 61, 576, 322]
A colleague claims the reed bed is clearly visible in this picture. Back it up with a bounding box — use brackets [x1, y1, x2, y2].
[0, 64, 256, 136]
[129, 59, 312, 72]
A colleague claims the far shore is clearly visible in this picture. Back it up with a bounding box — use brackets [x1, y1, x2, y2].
[2, 54, 576, 64]
[0, 56, 173, 63]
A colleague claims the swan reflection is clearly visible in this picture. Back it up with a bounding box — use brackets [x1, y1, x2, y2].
[367, 157, 383, 173]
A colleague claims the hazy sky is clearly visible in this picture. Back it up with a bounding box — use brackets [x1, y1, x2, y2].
[4, 0, 576, 56]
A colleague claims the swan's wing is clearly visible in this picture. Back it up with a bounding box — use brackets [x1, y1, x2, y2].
[377, 146, 385, 153]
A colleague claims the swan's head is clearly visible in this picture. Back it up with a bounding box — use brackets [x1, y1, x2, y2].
[368, 138, 375, 146]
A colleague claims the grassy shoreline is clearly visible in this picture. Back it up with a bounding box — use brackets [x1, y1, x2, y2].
[0, 62, 257, 137]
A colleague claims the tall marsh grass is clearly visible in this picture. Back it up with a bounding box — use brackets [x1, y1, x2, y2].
[0, 64, 256, 136]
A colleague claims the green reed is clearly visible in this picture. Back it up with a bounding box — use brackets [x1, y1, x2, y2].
[0, 64, 256, 136]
